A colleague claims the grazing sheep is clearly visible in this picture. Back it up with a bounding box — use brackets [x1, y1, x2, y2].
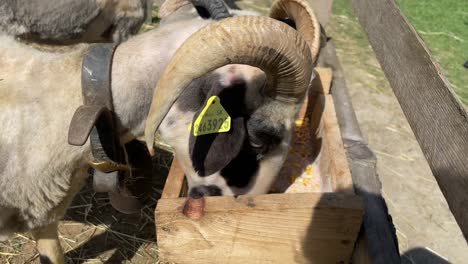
[0, 1, 316, 262]
[0, 0, 152, 44]
[146, 0, 321, 197]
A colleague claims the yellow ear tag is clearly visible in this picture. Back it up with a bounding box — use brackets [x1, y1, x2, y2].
[191, 96, 231, 136]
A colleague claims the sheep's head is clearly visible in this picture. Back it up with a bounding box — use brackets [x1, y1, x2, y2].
[145, 0, 320, 196]
[176, 65, 295, 179]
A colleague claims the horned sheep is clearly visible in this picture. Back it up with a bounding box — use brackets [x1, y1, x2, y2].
[148, 0, 321, 197]
[0, 0, 320, 263]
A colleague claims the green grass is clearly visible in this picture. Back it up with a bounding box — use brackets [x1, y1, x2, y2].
[329, 0, 391, 93]
[332, 0, 369, 50]
[332, 0, 468, 105]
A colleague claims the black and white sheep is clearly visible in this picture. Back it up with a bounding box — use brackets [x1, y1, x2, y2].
[146, 0, 321, 197]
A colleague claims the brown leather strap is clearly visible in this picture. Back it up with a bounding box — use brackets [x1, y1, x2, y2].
[69, 44, 153, 206]
[68, 105, 108, 146]
[68, 44, 117, 146]
[81, 44, 116, 109]
[68, 43, 128, 175]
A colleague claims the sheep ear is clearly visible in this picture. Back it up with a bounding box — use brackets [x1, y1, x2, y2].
[189, 117, 245, 176]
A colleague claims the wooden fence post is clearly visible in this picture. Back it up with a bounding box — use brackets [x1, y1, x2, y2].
[350, 0, 468, 241]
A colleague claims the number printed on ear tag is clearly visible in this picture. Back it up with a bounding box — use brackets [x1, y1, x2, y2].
[192, 96, 231, 136]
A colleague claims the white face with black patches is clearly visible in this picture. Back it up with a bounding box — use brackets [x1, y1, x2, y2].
[159, 64, 296, 197]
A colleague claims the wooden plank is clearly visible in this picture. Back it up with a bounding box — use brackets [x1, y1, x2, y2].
[311, 67, 333, 94]
[281, 67, 353, 193]
[293, 67, 332, 127]
[320, 95, 354, 193]
[317, 40, 401, 263]
[304, 66, 354, 193]
[295, 67, 331, 126]
[161, 159, 186, 199]
[296, 67, 331, 127]
[351, 0, 468, 241]
[156, 192, 363, 264]
[311, 67, 353, 193]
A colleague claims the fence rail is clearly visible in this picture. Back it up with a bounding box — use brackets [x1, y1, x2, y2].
[350, 0, 468, 241]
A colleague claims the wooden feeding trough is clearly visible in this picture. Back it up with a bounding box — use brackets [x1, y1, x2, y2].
[153, 0, 468, 261]
[155, 67, 365, 264]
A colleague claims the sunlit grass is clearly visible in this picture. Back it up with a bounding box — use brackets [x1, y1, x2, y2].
[333, 0, 468, 105]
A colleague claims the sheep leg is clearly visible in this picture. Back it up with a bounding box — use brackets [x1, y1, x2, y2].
[32, 222, 64, 264]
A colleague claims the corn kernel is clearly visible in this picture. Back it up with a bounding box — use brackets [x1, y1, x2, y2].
[295, 119, 304, 126]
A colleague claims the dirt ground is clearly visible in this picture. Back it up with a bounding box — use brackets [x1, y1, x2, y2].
[1, 1, 468, 263]
[326, 1, 468, 263]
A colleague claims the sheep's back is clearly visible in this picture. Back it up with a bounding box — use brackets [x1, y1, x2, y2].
[0, 37, 90, 231]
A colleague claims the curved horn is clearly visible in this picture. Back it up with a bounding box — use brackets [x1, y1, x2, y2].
[269, 0, 321, 63]
[144, 16, 312, 153]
